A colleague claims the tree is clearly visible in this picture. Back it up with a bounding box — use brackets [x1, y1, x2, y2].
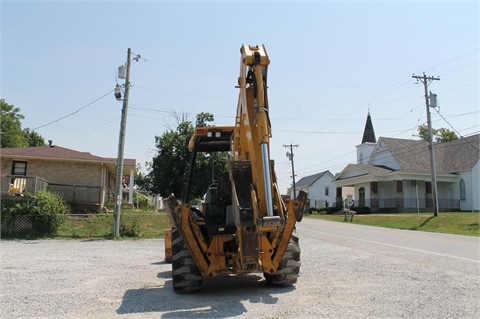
[195, 112, 214, 127]
[23, 128, 45, 146]
[417, 124, 458, 143]
[1, 99, 45, 147]
[435, 128, 458, 142]
[148, 112, 227, 200]
[1, 99, 28, 148]
[134, 163, 153, 191]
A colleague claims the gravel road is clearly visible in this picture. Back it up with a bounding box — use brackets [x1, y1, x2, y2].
[1, 220, 479, 318]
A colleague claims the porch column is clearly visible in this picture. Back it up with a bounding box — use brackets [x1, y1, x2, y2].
[128, 168, 134, 204]
[100, 164, 106, 208]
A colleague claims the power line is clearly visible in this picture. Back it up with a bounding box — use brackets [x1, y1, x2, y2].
[433, 108, 479, 151]
[57, 117, 120, 145]
[34, 89, 114, 130]
[417, 48, 479, 73]
[142, 57, 234, 79]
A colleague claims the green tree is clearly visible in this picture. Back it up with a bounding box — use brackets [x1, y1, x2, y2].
[1, 99, 45, 147]
[435, 127, 458, 142]
[148, 112, 227, 199]
[417, 124, 458, 143]
[23, 128, 45, 146]
[1, 99, 28, 148]
[134, 163, 152, 191]
[195, 112, 214, 127]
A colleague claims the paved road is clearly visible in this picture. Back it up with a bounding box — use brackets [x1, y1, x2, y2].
[298, 217, 480, 263]
[1, 219, 479, 318]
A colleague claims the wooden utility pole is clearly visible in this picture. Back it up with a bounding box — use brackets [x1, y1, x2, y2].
[412, 73, 440, 216]
[284, 143, 299, 199]
[114, 48, 132, 237]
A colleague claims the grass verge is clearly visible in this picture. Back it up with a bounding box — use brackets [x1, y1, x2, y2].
[55, 209, 171, 239]
[309, 212, 479, 237]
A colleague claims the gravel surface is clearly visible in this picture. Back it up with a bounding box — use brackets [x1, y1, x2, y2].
[1, 225, 479, 318]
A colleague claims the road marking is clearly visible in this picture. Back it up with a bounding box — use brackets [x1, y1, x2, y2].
[299, 226, 480, 264]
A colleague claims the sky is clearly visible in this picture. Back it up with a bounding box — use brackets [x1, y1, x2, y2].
[2, 0, 478, 194]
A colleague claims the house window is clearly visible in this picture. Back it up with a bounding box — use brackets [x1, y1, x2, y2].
[11, 161, 27, 176]
[396, 181, 403, 193]
[425, 182, 431, 194]
[324, 186, 329, 196]
[371, 182, 378, 194]
[460, 179, 466, 200]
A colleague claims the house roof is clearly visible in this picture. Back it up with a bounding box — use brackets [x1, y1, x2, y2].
[0, 145, 136, 167]
[296, 171, 332, 188]
[380, 134, 479, 174]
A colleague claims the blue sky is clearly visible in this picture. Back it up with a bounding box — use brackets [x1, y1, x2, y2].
[2, 0, 478, 193]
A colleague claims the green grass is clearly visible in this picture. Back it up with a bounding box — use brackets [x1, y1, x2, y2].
[309, 212, 480, 237]
[56, 209, 171, 239]
[7, 208, 479, 239]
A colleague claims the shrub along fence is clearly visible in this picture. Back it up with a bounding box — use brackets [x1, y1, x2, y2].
[1, 191, 69, 238]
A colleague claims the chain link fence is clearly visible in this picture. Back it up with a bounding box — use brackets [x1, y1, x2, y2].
[1, 212, 170, 239]
[1, 215, 32, 233]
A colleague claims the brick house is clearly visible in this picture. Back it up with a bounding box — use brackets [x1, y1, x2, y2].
[0, 144, 136, 209]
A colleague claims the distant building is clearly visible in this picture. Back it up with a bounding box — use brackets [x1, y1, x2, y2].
[295, 171, 336, 209]
[335, 113, 479, 212]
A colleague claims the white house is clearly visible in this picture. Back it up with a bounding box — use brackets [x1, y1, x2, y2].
[295, 171, 337, 209]
[334, 113, 479, 212]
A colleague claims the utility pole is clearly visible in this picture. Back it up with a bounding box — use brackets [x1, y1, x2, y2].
[113, 48, 132, 237]
[284, 143, 299, 199]
[412, 73, 440, 217]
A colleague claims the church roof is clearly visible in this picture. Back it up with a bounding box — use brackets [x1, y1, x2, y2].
[382, 134, 479, 174]
[361, 112, 376, 144]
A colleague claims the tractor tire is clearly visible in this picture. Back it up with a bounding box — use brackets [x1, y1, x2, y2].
[264, 230, 301, 286]
[171, 227, 203, 293]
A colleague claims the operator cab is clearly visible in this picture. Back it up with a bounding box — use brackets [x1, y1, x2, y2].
[204, 173, 235, 235]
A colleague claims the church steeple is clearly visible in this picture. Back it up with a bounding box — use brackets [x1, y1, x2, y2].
[361, 112, 376, 144]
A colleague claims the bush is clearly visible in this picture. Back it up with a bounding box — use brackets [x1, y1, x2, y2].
[133, 193, 151, 209]
[24, 191, 70, 236]
[326, 207, 339, 214]
[120, 220, 141, 237]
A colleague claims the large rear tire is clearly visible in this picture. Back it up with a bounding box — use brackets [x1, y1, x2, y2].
[171, 227, 203, 293]
[264, 230, 301, 286]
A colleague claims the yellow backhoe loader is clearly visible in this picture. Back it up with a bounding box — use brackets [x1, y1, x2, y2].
[164, 44, 307, 293]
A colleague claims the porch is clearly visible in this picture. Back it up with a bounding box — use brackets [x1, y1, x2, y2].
[1, 175, 48, 196]
[335, 196, 460, 213]
[1, 175, 107, 210]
